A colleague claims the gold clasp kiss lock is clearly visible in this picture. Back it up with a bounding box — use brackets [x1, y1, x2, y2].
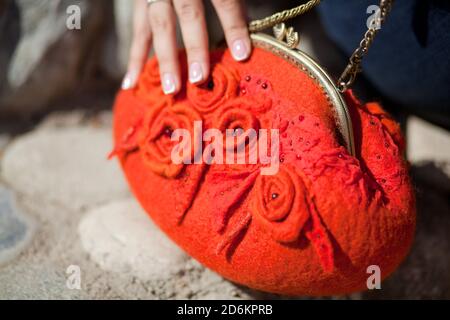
[273, 23, 300, 49]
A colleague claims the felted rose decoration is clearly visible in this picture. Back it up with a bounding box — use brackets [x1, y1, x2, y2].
[252, 167, 310, 243]
[187, 63, 239, 114]
[138, 102, 202, 178]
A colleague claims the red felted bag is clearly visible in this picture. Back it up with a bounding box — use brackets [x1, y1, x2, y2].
[110, 1, 415, 296]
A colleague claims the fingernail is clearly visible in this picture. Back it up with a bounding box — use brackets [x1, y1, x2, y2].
[231, 39, 250, 61]
[162, 73, 176, 94]
[189, 62, 203, 84]
[121, 72, 137, 90]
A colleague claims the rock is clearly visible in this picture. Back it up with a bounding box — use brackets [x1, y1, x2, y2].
[1, 126, 129, 211]
[185, 265, 254, 300]
[36, 110, 113, 130]
[0, 0, 114, 115]
[36, 110, 87, 130]
[0, 134, 11, 157]
[406, 115, 450, 195]
[78, 199, 189, 281]
[0, 0, 20, 94]
[407, 116, 450, 167]
[0, 195, 97, 300]
[113, 0, 133, 75]
[0, 186, 35, 265]
[0, 263, 86, 300]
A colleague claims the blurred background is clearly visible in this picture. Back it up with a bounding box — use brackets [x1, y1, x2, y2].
[0, 0, 449, 299]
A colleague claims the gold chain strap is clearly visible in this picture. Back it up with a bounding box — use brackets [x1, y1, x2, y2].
[248, 0, 321, 33]
[337, 0, 395, 91]
[248, 0, 395, 92]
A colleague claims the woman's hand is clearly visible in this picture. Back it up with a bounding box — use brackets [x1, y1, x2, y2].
[122, 0, 251, 95]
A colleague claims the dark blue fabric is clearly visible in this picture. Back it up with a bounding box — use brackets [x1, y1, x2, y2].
[318, 0, 450, 114]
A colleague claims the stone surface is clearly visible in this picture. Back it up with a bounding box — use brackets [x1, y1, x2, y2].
[0, 0, 20, 94]
[79, 199, 189, 281]
[0, 134, 11, 156]
[113, 0, 133, 75]
[1, 126, 130, 211]
[0, 0, 113, 115]
[0, 186, 34, 265]
[407, 116, 450, 174]
[36, 110, 113, 130]
[0, 263, 85, 300]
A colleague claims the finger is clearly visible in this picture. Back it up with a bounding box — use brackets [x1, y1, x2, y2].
[173, 0, 209, 84]
[211, 0, 251, 61]
[148, 1, 180, 95]
[122, 0, 152, 90]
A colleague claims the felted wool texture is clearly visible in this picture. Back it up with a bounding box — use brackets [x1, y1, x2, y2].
[111, 47, 416, 296]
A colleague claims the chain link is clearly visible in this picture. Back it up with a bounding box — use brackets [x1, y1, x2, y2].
[248, 0, 321, 33]
[337, 0, 395, 91]
[248, 0, 395, 92]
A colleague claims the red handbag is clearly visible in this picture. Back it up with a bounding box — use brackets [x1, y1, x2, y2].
[110, 1, 415, 296]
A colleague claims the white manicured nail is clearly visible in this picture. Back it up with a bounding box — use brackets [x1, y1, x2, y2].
[231, 39, 250, 61]
[189, 62, 203, 84]
[162, 73, 176, 94]
[121, 72, 137, 90]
